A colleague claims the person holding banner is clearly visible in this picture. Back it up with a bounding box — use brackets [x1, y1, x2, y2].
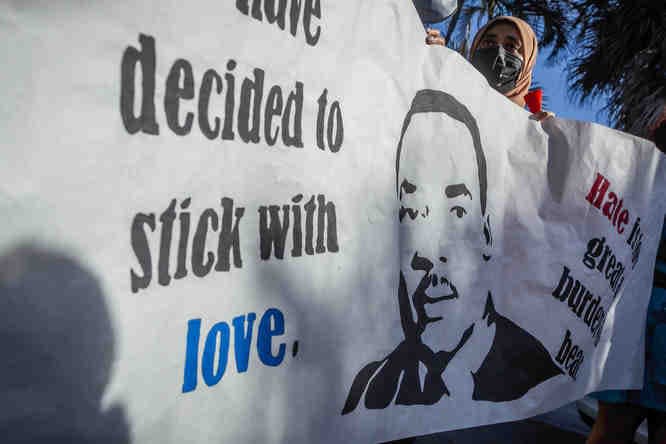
[426, 16, 553, 121]
[469, 16, 553, 121]
[468, 17, 535, 107]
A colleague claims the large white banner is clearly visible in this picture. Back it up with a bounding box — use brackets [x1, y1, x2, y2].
[1, 1, 665, 443]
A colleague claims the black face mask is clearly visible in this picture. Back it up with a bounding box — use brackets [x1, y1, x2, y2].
[471, 46, 523, 94]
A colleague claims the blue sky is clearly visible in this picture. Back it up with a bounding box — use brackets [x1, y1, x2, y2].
[533, 58, 610, 126]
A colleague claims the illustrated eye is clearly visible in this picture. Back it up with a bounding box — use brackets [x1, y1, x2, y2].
[450, 206, 467, 218]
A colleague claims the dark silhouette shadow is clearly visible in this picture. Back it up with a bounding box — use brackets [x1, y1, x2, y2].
[251, 263, 345, 443]
[0, 245, 129, 443]
[541, 118, 573, 204]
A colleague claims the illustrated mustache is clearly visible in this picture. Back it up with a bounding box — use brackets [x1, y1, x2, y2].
[410, 272, 458, 334]
[397, 268, 459, 340]
[415, 272, 459, 304]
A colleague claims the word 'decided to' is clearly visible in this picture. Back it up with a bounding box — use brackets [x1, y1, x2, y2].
[120, 34, 344, 153]
[182, 308, 296, 393]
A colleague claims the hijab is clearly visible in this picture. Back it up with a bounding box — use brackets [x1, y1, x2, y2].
[469, 16, 538, 108]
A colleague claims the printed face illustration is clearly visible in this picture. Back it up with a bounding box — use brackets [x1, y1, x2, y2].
[398, 113, 489, 353]
[341, 92, 562, 416]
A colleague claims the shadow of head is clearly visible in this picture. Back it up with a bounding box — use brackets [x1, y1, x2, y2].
[0, 245, 129, 443]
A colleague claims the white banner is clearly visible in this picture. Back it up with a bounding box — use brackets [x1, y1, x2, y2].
[1, 1, 665, 443]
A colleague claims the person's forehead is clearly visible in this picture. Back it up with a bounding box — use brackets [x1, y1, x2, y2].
[485, 22, 520, 42]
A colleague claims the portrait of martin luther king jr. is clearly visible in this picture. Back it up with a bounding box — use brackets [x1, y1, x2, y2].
[342, 90, 562, 415]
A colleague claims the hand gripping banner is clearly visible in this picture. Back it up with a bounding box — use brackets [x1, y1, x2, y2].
[0, 1, 664, 443]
